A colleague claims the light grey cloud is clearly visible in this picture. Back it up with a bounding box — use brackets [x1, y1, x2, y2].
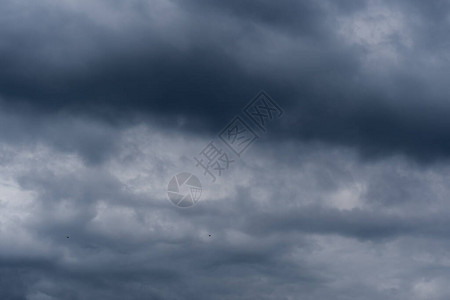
[0, 105, 448, 299]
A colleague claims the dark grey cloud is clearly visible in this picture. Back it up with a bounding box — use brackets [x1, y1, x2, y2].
[3, 0, 450, 161]
[2, 1, 450, 300]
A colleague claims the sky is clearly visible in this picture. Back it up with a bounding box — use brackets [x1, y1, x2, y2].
[2, 0, 450, 299]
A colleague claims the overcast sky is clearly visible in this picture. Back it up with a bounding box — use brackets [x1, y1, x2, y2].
[2, 0, 450, 299]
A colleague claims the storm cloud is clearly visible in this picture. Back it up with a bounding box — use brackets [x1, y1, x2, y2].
[2, 0, 450, 160]
[2, 0, 450, 299]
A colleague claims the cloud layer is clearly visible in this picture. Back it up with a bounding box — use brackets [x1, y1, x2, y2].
[3, 0, 450, 160]
[2, 0, 450, 299]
